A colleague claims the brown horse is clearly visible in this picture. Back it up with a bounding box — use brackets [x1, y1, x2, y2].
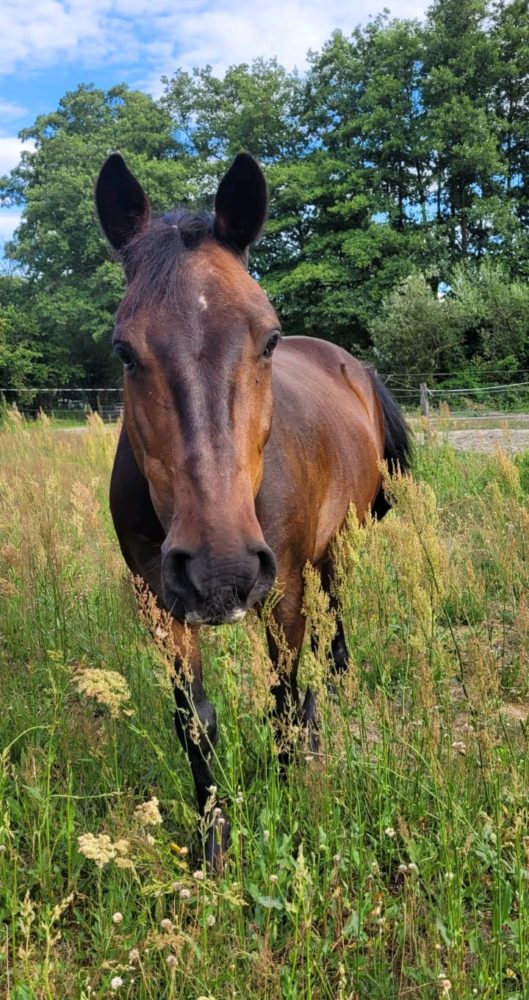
[95, 152, 411, 865]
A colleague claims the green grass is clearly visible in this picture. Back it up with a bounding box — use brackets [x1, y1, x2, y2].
[2, 411, 529, 998]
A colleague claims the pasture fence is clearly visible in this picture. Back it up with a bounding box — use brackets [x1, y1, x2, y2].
[0, 387, 123, 422]
[2, 374, 529, 426]
[383, 373, 529, 423]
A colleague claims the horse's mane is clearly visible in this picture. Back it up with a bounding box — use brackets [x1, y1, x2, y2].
[119, 210, 216, 314]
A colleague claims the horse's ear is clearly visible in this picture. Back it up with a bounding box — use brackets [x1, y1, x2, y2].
[95, 153, 150, 252]
[214, 153, 268, 256]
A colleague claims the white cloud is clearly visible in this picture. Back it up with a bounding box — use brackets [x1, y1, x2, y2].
[0, 100, 26, 122]
[0, 0, 428, 84]
[0, 137, 35, 176]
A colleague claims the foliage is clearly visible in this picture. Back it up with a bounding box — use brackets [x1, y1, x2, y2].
[451, 261, 529, 361]
[0, 299, 41, 389]
[161, 58, 306, 162]
[0, 85, 189, 388]
[370, 273, 461, 376]
[370, 262, 529, 381]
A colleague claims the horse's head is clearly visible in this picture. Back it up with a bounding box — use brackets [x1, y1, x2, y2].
[96, 153, 278, 625]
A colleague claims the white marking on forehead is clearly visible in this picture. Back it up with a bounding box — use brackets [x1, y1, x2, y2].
[198, 292, 208, 311]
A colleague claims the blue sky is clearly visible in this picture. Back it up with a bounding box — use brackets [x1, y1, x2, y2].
[0, 0, 427, 248]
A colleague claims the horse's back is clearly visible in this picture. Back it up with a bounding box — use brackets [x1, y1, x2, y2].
[259, 336, 385, 567]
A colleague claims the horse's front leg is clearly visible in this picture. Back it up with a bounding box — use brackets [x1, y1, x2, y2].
[170, 621, 229, 869]
[266, 577, 319, 766]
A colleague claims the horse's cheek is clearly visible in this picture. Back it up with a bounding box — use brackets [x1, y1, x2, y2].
[142, 456, 173, 532]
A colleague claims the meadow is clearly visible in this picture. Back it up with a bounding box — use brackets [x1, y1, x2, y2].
[2, 413, 529, 999]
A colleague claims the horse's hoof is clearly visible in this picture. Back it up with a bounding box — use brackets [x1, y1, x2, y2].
[204, 811, 230, 873]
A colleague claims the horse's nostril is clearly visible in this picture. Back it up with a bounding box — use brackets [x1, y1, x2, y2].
[257, 545, 277, 583]
[248, 543, 277, 602]
[163, 547, 194, 596]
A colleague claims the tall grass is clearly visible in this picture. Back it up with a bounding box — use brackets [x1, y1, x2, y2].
[2, 413, 529, 998]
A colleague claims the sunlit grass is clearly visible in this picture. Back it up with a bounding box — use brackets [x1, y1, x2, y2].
[2, 411, 529, 998]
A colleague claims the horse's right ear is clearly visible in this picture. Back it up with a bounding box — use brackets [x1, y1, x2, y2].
[95, 153, 150, 252]
[214, 153, 268, 257]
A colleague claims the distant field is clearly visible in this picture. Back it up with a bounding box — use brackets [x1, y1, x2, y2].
[2, 412, 529, 998]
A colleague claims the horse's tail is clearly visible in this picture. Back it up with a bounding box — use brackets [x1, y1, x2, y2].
[368, 368, 413, 520]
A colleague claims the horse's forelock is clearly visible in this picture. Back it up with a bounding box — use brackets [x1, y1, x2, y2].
[119, 211, 216, 314]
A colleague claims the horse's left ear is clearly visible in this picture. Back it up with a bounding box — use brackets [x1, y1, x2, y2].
[214, 153, 268, 257]
[95, 153, 151, 252]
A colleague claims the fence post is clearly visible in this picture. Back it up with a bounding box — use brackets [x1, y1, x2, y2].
[420, 382, 431, 444]
[420, 382, 429, 418]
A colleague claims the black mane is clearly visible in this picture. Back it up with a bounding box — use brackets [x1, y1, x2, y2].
[119, 210, 216, 314]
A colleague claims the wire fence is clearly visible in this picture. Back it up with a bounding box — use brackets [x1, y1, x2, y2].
[2, 373, 529, 423]
[0, 387, 123, 422]
[381, 374, 529, 416]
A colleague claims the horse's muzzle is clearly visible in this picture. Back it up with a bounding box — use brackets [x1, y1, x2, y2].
[161, 542, 277, 625]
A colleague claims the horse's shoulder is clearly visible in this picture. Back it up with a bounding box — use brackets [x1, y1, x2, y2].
[274, 336, 372, 396]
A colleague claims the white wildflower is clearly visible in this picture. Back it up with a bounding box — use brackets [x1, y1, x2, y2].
[74, 667, 132, 719]
[134, 797, 163, 826]
[77, 833, 116, 869]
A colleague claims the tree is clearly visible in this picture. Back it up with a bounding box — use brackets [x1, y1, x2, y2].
[0, 84, 189, 387]
[422, 0, 503, 259]
[450, 261, 529, 363]
[161, 58, 306, 164]
[263, 23, 438, 348]
[369, 273, 463, 376]
[491, 0, 529, 226]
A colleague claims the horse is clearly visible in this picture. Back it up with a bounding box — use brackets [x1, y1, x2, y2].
[95, 151, 411, 866]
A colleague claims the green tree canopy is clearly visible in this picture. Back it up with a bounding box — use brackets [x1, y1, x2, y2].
[2, 1, 529, 390]
[0, 84, 189, 387]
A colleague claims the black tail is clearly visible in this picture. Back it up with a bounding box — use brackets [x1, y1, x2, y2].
[368, 369, 412, 520]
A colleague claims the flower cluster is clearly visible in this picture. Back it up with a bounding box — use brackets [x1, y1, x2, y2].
[73, 666, 132, 719]
[134, 796, 163, 827]
[77, 833, 130, 869]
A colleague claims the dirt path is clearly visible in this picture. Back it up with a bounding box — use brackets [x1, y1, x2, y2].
[56, 418, 529, 454]
[444, 428, 529, 454]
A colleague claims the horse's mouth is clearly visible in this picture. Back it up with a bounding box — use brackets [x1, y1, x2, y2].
[185, 608, 248, 627]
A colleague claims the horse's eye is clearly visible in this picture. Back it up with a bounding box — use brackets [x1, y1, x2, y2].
[263, 332, 280, 359]
[114, 342, 137, 370]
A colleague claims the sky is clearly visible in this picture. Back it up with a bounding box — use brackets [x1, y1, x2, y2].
[0, 0, 427, 247]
